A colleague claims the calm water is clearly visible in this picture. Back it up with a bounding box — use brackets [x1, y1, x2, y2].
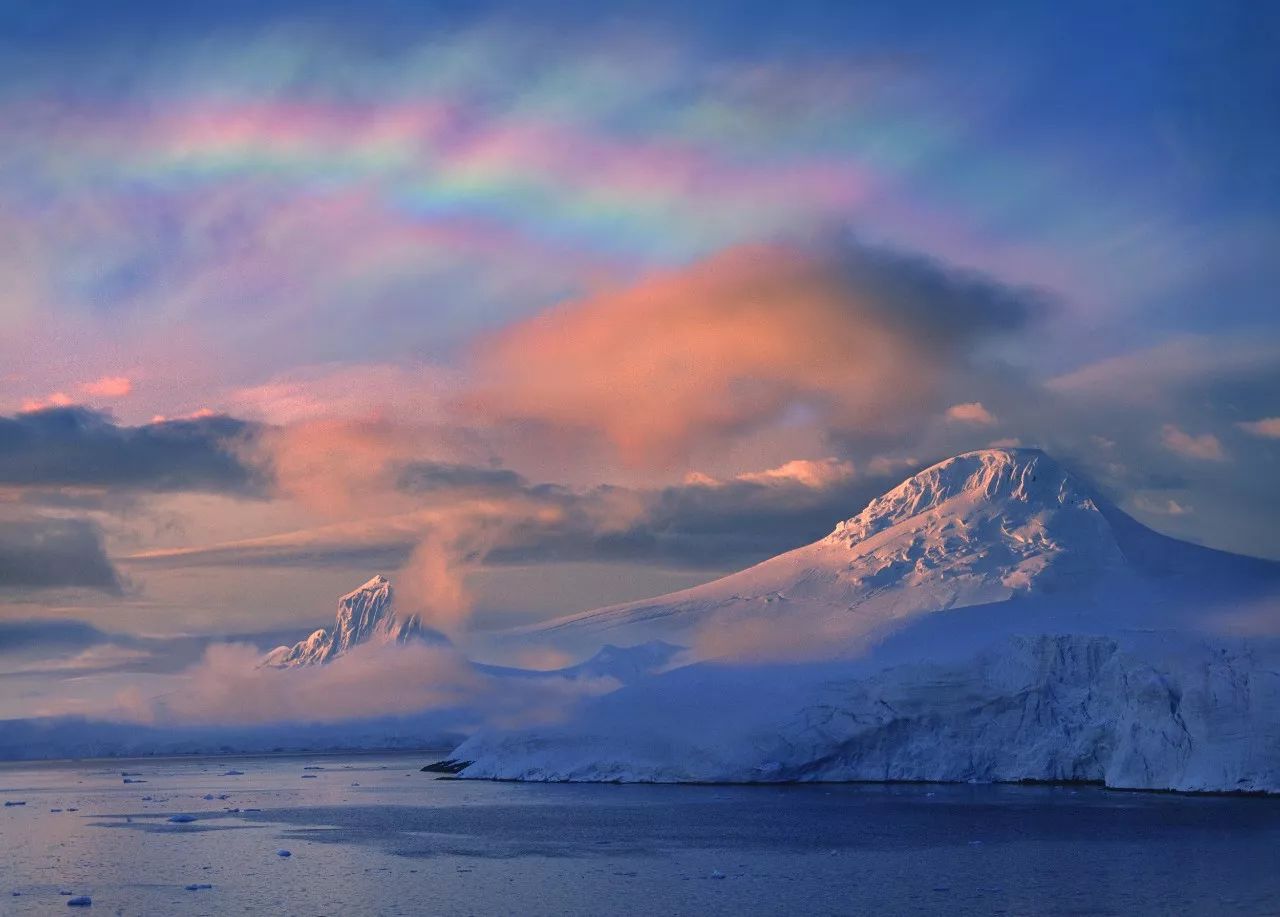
[0, 752, 1277, 916]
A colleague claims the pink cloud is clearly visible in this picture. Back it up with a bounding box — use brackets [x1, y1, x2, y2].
[80, 375, 133, 398]
[20, 392, 72, 412]
[1161, 424, 1227, 462]
[1238, 417, 1280, 439]
[945, 402, 997, 425]
[692, 457, 857, 489]
[465, 242, 1018, 468]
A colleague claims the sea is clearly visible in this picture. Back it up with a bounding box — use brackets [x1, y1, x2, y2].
[1, 752, 1278, 915]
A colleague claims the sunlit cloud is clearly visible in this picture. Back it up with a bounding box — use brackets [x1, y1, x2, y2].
[466, 238, 1040, 467]
[945, 402, 997, 425]
[1239, 417, 1280, 439]
[1160, 424, 1228, 463]
[80, 375, 133, 398]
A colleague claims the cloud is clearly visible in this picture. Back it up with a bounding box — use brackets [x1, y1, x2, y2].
[0, 515, 121, 592]
[0, 618, 112, 653]
[1132, 495, 1192, 516]
[1047, 336, 1280, 406]
[20, 392, 74, 412]
[945, 402, 997, 425]
[79, 376, 133, 399]
[61, 640, 615, 729]
[466, 239, 1043, 467]
[124, 453, 910, 577]
[0, 407, 264, 494]
[124, 642, 481, 726]
[1239, 417, 1280, 439]
[720, 457, 856, 489]
[1160, 424, 1228, 462]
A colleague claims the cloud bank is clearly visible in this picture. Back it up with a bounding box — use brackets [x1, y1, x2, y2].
[466, 239, 1044, 467]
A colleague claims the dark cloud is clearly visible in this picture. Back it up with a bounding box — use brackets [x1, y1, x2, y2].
[396, 461, 526, 492]
[127, 457, 917, 573]
[0, 516, 121, 592]
[0, 407, 264, 494]
[0, 618, 110, 653]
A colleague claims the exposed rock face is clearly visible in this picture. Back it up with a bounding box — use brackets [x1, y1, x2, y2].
[263, 575, 430, 667]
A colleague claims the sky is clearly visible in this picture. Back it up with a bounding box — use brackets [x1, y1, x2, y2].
[1, 0, 1279, 717]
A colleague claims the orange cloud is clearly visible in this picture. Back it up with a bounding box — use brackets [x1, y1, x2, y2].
[691, 457, 856, 489]
[80, 375, 133, 398]
[1238, 417, 1280, 439]
[945, 401, 997, 425]
[466, 242, 1033, 468]
[20, 392, 72, 412]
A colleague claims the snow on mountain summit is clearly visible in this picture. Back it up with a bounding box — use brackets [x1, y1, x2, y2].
[263, 574, 435, 667]
[823, 447, 1129, 594]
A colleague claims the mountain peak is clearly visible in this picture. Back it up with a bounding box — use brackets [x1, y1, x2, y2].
[828, 447, 1098, 545]
[264, 574, 435, 667]
[345, 573, 391, 597]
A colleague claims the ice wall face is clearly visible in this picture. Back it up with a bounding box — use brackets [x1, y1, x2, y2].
[452, 633, 1280, 793]
[263, 575, 429, 667]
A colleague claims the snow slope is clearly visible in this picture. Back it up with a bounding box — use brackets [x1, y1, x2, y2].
[477, 641, 686, 683]
[452, 449, 1280, 792]
[263, 575, 437, 667]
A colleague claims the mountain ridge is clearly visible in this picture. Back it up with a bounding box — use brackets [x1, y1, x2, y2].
[263, 574, 435, 667]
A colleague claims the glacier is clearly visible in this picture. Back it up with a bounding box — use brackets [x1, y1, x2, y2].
[450, 448, 1280, 793]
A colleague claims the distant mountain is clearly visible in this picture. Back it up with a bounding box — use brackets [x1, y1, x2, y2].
[452, 449, 1280, 793]
[263, 575, 438, 667]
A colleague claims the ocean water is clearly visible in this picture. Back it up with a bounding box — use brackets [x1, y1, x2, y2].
[1, 752, 1278, 915]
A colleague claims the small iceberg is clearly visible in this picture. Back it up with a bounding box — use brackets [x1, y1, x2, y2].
[67, 896, 92, 906]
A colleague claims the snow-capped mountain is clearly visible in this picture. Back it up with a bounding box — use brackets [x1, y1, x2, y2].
[263, 575, 433, 667]
[451, 448, 1280, 792]
[516, 448, 1271, 655]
